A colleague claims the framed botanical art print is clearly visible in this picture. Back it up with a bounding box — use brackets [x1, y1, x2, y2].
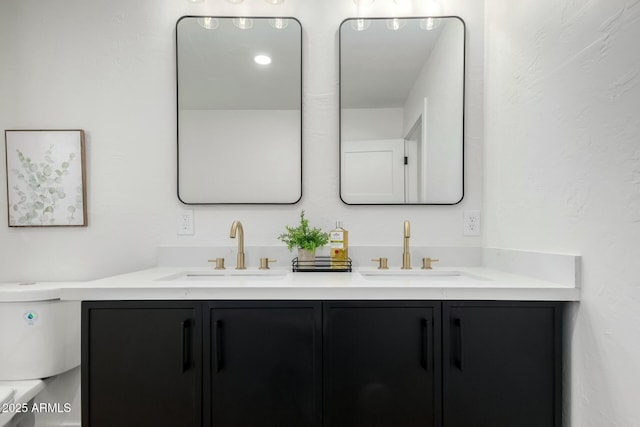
[5, 129, 87, 227]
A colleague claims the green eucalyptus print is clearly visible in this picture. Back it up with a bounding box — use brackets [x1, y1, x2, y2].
[10, 145, 82, 225]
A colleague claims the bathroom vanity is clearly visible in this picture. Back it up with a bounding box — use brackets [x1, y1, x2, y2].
[82, 299, 561, 427]
[67, 263, 578, 427]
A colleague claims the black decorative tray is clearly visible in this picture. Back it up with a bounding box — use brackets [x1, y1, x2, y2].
[291, 256, 352, 272]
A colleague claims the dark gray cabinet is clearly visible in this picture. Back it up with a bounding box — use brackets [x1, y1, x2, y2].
[82, 301, 202, 427]
[206, 301, 322, 427]
[82, 300, 562, 427]
[443, 301, 562, 427]
[83, 301, 321, 427]
[324, 301, 441, 427]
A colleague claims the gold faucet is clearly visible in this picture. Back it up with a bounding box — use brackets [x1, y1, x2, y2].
[229, 220, 246, 270]
[402, 220, 411, 269]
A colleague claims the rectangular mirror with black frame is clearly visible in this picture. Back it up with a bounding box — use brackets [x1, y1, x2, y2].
[177, 16, 302, 204]
[340, 17, 465, 205]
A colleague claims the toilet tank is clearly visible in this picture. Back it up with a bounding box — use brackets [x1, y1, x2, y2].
[0, 299, 80, 380]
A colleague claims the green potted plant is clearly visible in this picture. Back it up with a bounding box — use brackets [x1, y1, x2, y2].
[278, 210, 329, 263]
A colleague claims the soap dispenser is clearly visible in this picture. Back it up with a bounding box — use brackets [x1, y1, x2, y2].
[329, 220, 349, 269]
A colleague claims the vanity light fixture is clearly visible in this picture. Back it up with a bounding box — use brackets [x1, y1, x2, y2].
[386, 18, 406, 30]
[269, 17, 289, 29]
[254, 54, 272, 65]
[197, 17, 219, 29]
[232, 17, 254, 29]
[351, 18, 371, 31]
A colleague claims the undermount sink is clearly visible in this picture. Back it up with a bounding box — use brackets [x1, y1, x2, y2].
[161, 270, 289, 281]
[359, 270, 489, 281]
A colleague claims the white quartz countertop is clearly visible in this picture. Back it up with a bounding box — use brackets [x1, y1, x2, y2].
[0, 282, 67, 302]
[53, 266, 580, 301]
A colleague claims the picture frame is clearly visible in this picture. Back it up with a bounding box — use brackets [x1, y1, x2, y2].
[5, 129, 87, 227]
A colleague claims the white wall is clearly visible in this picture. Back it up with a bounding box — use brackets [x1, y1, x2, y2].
[484, 0, 640, 425]
[179, 109, 301, 203]
[404, 19, 465, 202]
[0, 0, 484, 283]
[342, 107, 404, 140]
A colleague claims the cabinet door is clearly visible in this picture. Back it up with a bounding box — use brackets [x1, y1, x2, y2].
[324, 301, 441, 427]
[82, 301, 202, 427]
[207, 301, 322, 427]
[443, 302, 562, 427]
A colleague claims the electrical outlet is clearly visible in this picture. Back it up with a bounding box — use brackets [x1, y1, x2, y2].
[177, 210, 194, 235]
[463, 210, 481, 236]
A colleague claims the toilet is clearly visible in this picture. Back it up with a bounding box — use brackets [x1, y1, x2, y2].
[0, 284, 80, 427]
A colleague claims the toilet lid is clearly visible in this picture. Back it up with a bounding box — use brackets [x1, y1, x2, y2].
[0, 386, 16, 407]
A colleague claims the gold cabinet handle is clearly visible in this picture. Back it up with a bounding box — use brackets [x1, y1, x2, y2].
[372, 258, 389, 270]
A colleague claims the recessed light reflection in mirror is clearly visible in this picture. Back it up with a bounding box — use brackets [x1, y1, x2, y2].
[254, 54, 272, 65]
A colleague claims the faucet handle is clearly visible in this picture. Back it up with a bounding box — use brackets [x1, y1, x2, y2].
[208, 258, 226, 270]
[372, 258, 389, 269]
[422, 257, 440, 270]
[259, 258, 277, 270]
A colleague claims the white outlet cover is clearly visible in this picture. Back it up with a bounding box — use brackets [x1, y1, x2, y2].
[463, 210, 481, 236]
[177, 210, 194, 235]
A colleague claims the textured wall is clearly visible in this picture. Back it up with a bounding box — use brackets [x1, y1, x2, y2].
[0, 0, 484, 282]
[484, 0, 640, 425]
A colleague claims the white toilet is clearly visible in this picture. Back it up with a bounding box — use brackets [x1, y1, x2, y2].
[0, 284, 80, 427]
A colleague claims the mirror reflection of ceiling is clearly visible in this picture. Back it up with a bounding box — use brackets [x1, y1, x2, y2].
[341, 19, 444, 109]
[178, 17, 300, 110]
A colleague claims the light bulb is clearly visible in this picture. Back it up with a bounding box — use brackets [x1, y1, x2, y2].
[350, 19, 371, 31]
[197, 17, 219, 29]
[187, 0, 204, 3]
[233, 17, 254, 29]
[226, 0, 244, 3]
[264, 0, 285, 4]
[269, 17, 289, 29]
[386, 18, 406, 31]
